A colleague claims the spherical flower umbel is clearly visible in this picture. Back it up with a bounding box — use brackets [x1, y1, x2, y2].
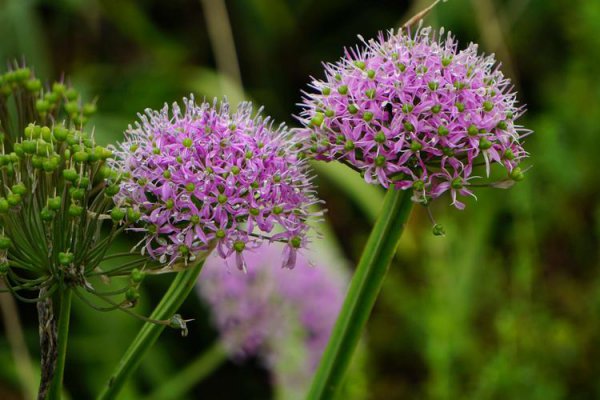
[112, 97, 319, 268]
[197, 243, 347, 398]
[299, 27, 530, 209]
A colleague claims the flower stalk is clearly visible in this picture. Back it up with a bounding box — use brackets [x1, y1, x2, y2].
[47, 288, 72, 400]
[307, 188, 413, 399]
[97, 259, 207, 400]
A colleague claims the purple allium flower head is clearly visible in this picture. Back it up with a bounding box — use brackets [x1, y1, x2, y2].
[299, 27, 530, 209]
[111, 97, 319, 267]
[197, 243, 347, 397]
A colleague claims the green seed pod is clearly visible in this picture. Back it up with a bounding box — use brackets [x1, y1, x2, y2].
[22, 140, 37, 154]
[127, 208, 141, 223]
[48, 196, 62, 211]
[58, 252, 74, 266]
[7, 193, 22, 206]
[69, 188, 85, 200]
[73, 151, 89, 163]
[64, 101, 79, 115]
[36, 99, 50, 113]
[111, 207, 126, 222]
[40, 207, 55, 221]
[45, 92, 60, 104]
[25, 79, 42, 92]
[11, 183, 26, 196]
[63, 168, 79, 182]
[126, 287, 140, 303]
[77, 176, 90, 189]
[31, 155, 44, 169]
[68, 204, 83, 217]
[53, 126, 69, 141]
[105, 184, 120, 197]
[14, 143, 24, 157]
[130, 268, 145, 283]
[52, 82, 66, 94]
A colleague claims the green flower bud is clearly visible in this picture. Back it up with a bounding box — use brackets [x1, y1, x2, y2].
[337, 85, 348, 95]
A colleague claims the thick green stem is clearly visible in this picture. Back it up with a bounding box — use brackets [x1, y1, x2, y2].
[307, 189, 413, 399]
[97, 260, 206, 400]
[146, 342, 227, 400]
[47, 288, 72, 400]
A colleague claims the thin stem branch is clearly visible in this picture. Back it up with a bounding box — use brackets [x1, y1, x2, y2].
[307, 189, 413, 399]
[97, 259, 207, 400]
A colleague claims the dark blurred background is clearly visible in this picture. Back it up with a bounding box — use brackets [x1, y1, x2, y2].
[0, 0, 599, 399]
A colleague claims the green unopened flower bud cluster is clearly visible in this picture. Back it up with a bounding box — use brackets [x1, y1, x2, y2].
[0, 63, 146, 309]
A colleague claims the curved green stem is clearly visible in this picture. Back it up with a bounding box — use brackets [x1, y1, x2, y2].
[97, 260, 206, 400]
[48, 288, 72, 400]
[145, 342, 227, 400]
[307, 188, 413, 399]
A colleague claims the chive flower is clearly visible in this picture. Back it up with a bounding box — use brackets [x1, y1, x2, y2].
[299, 27, 530, 209]
[197, 243, 347, 398]
[112, 97, 319, 268]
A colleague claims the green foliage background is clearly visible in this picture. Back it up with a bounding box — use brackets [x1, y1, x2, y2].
[0, 0, 599, 399]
